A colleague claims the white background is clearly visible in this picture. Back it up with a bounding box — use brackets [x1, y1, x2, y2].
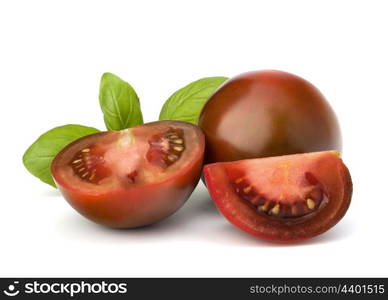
[1, 0, 387, 277]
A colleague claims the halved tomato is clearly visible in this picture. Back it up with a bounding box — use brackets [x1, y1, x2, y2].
[204, 151, 352, 242]
[52, 121, 204, 228]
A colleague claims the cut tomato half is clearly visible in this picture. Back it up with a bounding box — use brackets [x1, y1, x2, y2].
[52, 120, 204, 228]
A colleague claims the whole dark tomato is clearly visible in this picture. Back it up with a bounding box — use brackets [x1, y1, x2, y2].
[204, 151, 352, 242]
[51, 120, 204, 228]
[198, 70, 342, 163]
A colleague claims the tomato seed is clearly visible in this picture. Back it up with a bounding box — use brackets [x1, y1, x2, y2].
[173, 146, 184, 152]
[243, 186, 252, 193]
[172, 139, 183, 144]
[306, 198, 315, 209]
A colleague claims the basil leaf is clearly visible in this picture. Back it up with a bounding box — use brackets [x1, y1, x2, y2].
[159, 76, 228, 124]
[23, 124, 100, 187]
[99, 72, 143, 130]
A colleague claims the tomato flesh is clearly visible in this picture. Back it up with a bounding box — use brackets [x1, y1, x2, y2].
[204, 151, 352, 242]
[52, 121, 205, 228]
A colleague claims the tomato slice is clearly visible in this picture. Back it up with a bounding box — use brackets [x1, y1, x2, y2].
[203, 151, 352, 242]
[52, 121, 204, 228]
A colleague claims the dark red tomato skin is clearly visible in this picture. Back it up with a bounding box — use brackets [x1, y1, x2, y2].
[51, 121, 205, 228]
[198, 70, 342, 163]
[56, 165, 202, 228]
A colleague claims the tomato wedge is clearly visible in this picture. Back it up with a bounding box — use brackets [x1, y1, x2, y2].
[204, 151, 352, 242]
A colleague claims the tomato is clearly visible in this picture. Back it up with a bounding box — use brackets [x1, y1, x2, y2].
[51, 121, 205, 228]
[203, 151, 352, 242]
[198, 70, 342, 163]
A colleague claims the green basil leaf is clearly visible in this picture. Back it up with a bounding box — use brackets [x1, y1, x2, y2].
[23, 124, 100, 187]
[159, 76, 228, 124]
[99, 72, 143, 130]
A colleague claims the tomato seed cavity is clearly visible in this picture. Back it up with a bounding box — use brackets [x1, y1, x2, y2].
[231, 174, 325, 219]
[70, 146, 111, 184]
[147, 128, 186, 168]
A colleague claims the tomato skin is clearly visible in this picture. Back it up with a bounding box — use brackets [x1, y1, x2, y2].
[198, 70, 342, 163]
[52, 121, 204, 228]
[203, 151, 352, 242]
[56, 163, 202, 228]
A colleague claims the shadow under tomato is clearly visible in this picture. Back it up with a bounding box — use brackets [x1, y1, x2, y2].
[40, 188, 61, 197]
[204, 218, 355, 248]
[286, 219, 355, 247]
[175, 183, 356, 247]
[56, 181, 354, 248]
[57, 212, 182, 245]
